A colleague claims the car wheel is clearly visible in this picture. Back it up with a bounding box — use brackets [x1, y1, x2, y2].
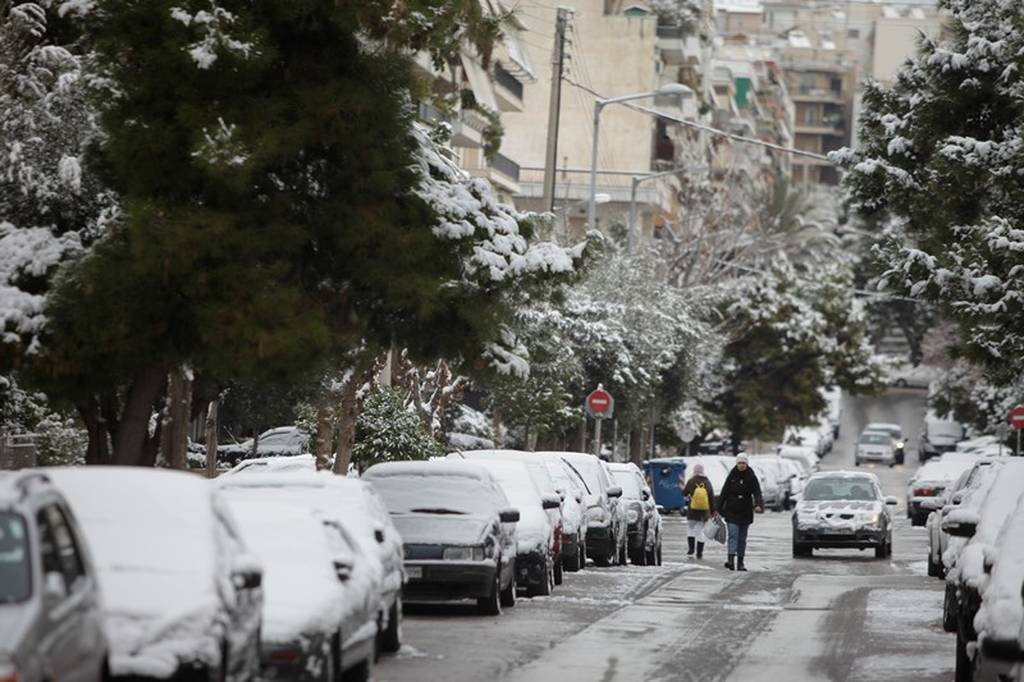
[618, 536, 627, 566]
[592, 547, 611, 567]
[380, 598, 401, 654]
[874, 540, 887, 559]
[644, 546, 655, 565]
[554, 557, 564, 586]
[499, 572, 516, 608]
[955, 632, 973, 682]
[563, 546, 582, 572]
[927, 552, 940, 578]
[477, 572, 502, 615]
[943, 583, 959, 632]
[854, 459, 861, 467]
[342, 658, 371, 682]
[895, 378, 908, 388]
[328, 631, 342, 682]
[792, 540, 810, 558]
[656, 542, 663, 566]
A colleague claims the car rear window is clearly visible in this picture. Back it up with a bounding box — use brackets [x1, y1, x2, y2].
[804, 478, 878, 501]
[612, 471, 642, 499]
[0, 512, 31, 602]
[371, 474, 504, 516]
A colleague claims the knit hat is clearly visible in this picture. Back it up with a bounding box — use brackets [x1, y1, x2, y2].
[692, 463, 705, 476]
[736, 454, 749, 464]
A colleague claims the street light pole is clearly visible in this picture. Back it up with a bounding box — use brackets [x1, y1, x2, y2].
[627, 164, 693, 252]
[586, 84, 693, 236]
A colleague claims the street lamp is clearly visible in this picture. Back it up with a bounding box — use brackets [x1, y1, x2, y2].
[587, 83, 694, 235]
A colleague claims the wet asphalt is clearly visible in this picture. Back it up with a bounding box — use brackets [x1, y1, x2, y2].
[375, 389, 951, 682]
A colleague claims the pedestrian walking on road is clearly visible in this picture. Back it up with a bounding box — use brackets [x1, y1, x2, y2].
[717, 454, 763, 572]
[680, 464, 715, 559]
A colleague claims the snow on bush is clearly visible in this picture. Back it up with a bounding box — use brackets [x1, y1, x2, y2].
[352, 387, 443, 469]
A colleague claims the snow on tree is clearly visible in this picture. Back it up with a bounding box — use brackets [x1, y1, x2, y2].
[833, 0, 1024, 382]
[351, 387, 443, 470]
[0, 2, 115, 361]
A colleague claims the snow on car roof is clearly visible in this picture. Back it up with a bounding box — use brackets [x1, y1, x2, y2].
[225, 453, 318, 476]
[975, 492, 1024, 642]
[912, 455, 979, 484]
[808, 471, 878, 482]
[364, 460, 493, 481]
[219, 491, 350, 642]
[469, 459, 550, 550]
[950, 459, 1024, 588]
[364, 461, 509, 517]
[44, 467, 223, 646]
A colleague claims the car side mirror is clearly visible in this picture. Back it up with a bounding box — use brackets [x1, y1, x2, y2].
[374, 529, 385, 543]
[231, 569, 262, 591]
[884, 496, 899, 506]
[656, 504, 665, 514]
[942, 517, 977, 538]
[334, 559, 353, 582]
[542, 494, 562, 510]
[607, 486, 623, 499]
[44, 572, 67, 601]
[499, 508, 520, 523]
[951, 494, 963, 506]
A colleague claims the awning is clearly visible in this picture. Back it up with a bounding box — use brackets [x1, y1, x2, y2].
[502, 29, 536, 81]
[460, 51, 499, 112]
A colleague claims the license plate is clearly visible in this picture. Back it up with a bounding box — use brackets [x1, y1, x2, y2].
[406, 566, 423, 579]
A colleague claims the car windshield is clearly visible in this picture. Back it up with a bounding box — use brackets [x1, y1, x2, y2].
[261, 430, 304, 447]
[804, 478, 879, 501]
[371, 474, 503, 516]
[0, 512, 31, 602]
[566, 459, 604, 496]
[611, 471, 643, 499]
[859, 433, 891, 445]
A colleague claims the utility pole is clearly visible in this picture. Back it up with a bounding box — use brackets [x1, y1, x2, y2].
[541, 7, 572, 213]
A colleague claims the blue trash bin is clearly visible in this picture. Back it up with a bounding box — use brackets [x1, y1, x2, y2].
[643, 458, 687, 512]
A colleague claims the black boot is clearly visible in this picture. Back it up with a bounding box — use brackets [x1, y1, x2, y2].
[687, 537, 696, 556]
[696, 542, 704, 559]
[724, 554, 735, 571]
[737, 556, 747, 572]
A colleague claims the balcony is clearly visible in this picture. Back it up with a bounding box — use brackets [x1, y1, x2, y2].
[466, 152, 521, 194]
[450, 109, 489, 149]
[657, 25, 701, 66]
[790, 87, 845, 104]
[493, 62, 524, 112]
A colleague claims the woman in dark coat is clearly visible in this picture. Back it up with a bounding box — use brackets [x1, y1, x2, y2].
[680, 463, 715, 559]
[716, 454, 763, 571]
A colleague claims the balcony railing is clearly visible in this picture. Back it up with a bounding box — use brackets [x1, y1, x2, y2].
[490, 153, 520, 182]
[418, 100, 450, 125]
[657, 24, 686, 39]
[494, 62, 524, 100]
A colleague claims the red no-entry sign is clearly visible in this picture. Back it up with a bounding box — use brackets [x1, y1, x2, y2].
[1009, 405, 1024, 430]
[586, 388, 614, 418]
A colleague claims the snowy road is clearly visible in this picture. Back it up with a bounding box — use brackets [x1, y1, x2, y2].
[376, 389, 951, 682]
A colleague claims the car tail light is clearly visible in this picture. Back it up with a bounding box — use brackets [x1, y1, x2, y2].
[269, 648, 303, 663]
[914, 486, 934, 497]
[553, 525, 562, 552]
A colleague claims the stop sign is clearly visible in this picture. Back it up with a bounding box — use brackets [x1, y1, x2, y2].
[1009, 405, 1024, 429]
[586, 388, 614, 418]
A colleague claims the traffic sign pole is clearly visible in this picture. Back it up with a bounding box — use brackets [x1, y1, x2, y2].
[1007, 405, 1024, 456]
[594, 417, 603, 458]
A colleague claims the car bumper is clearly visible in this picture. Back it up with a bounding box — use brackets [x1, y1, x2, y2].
[261, 634, 330, 682]
[857, 452, 894, 464]
[401, 559, 498, 601]
[794, 526, 885, 548]
[626, 522, 645, 549]
[585, 524, 613, 556]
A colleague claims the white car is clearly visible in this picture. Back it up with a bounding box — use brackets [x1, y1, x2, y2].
[783, 425, 832, 457]
[217, 426, 311, 466]
[750, 454, 800, 510]
[865, 422, 906, 464]
[45, 467, 264, 681]
[749, 459, 784, 512]
[778, 445, 820, 475]
[219, 486, 378, 682]
[551, 452, 626, 568]
[608, 462, 663, 565]
[218, 470, 405, 656]
[854, 430, 896, 467]
[906, 453, 978, 526]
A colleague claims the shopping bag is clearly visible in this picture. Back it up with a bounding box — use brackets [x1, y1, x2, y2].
[704, 515, 727, 544]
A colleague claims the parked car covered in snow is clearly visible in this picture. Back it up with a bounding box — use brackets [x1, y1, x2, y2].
[791, 471, 898, 559]
[748, 457, 785, 512]
[549, 452, 626, 567]
[217, 426, 310, 466]
[363, 461, 519, 615]
[854, 430, 896, 467]
[973, 492, 1024, 681]
[45, 467, 263, 681]
[450, 450, 588, 576]
[778, 445, 819, 476]
[942, 458, 1024, 681]
[783, 424, 833, 458]
[906, 453, 978, 526]
[217, 471, 405, 656]
[0, 472, 109, 682]
[864, 422, 906, 465]
[608, 462, 662, 565]
[920, 413, 965, 462]
[466, 459, 562, 596]
[219, 487, 378, 682]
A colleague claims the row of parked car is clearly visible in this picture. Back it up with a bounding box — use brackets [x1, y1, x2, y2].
[916, 454, 1024, 681]
[0, 448, 666, 682]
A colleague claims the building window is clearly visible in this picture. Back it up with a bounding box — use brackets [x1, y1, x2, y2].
[847, 28, 860, 39]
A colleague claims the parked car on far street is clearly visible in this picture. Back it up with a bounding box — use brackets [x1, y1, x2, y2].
[550, 452, 626, 567]
[778, 445, 819, 476]
[920, 413, 965, 462]
[608, 462, 662, 565]
[791, 471, 898, 559]
[0, 471, 109, 682]
[854, 430, 897, 468]
[363, 461, 519, 615]
[217, 426, 311, 466]
[45, 467, 264, 681]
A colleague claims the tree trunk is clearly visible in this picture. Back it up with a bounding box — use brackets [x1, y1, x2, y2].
[112, 365, 167, 466]
[492, 409, 503, 448]
[576, 416, 587, 453]
[161, 367, 193, 470]
[315, 400, 335, 471]
[332, 376, 359, 475]
[205, 400, 219, 478]
[78, 400, 110, 465]
[629, 426, 645, 465]
[250, 428, 260, 459]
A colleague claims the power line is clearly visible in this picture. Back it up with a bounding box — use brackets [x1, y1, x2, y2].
[562, 77, 834, 163]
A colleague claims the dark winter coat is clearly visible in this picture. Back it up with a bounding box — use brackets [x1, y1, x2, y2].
[717, 465, 764, 526]
[681, 475, 715, 521]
